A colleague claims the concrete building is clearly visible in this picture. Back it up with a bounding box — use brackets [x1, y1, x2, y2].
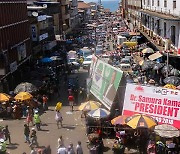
[140, 0, 180, 53]
[0, 0, 31, 92]
[123, 0, 180, 55]
[78, 1, 91, 23]
[69, 0, 79, 29]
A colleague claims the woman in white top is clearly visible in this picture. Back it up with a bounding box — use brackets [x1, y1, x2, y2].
[55, 110, 63, 129]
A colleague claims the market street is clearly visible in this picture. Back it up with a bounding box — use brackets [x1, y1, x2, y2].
[0, 69, 118, 154]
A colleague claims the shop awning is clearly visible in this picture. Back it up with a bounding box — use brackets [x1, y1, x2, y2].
[148, 52, 163, 61]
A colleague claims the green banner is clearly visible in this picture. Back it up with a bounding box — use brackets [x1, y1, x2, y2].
[90, 58, 123, 110]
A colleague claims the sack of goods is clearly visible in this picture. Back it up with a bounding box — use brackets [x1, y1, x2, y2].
[55, 102, 62, 111]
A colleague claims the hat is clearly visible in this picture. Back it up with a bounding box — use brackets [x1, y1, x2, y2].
[34, 110, 38, 113]
[31, 128, 35, 131]
[0, 139, 4, 143]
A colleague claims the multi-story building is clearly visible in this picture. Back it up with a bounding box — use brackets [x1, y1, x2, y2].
[126, 0, 141, 31]
[69, 0, 79, 29]
[78, 1, 91, 23]
[28, 1, 60, 55]
[0, 0, 31, 92]
[140, 0, 180, 54]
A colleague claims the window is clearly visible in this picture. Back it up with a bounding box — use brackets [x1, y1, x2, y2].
[148, 0, 150, 5]
[157, 0, 160, 6]
[164, 0, 167, 7]
[144, 0, 145, 5]
[173, 0, 176, 9]
[152, 0, 154, 6]
[171, 26, 175, 45]
[164, 22, 166, 37]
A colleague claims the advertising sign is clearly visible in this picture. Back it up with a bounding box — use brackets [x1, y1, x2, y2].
[90, 59, 123, 110]
[122, 83, 180, 129]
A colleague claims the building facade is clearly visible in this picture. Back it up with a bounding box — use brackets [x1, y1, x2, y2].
[0, 0, 31, 92]
[69, 0, 79, 29]
[141, 0, 180, 53]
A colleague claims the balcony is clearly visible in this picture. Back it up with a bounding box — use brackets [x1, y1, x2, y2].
[139, 25, 177, 55]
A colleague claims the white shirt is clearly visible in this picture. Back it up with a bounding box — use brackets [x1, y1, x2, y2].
[76, 144, 83, 154]
[57, 146, 67, 154]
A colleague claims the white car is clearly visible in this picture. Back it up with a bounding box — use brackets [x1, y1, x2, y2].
[82, 55, 92, 69]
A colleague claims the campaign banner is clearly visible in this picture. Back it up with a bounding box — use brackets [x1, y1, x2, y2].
[90, 59, 123, 110]
[122, 83, 180, 129]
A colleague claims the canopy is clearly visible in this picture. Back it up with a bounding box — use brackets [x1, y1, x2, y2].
[78, 101, 101, 111]
[142, 48, 154, 54]
[111, 115, 129, 125]
[154, 124, 180, 138]
[0, 93, 11, 102]
[14, 82, 37, 94]
[148, 52, 163, 61]
[87, 108, 110, 119]
[125, 114, 157, 129]
[14, 92, 33, 101]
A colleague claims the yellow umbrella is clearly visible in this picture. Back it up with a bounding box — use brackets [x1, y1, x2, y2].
[111, 115, 129, 125]
[14, 92, 33, 101]
[78, 101, 101, 111]
[164, 84, 176, 90]
[0, 93, 11, 102]
[125, 114, 157, 129]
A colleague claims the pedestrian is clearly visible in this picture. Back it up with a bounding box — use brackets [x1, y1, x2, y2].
[57, 145, 67, 154]
[76, 141, 83, 154]
[3, 125, 11, 144]
[42, 95, 48, 111]
[30, 147, 37, 154]
[26, 106, 33, 126]
[24, 124, 30, 143]
[68, 94, 74, 112]
[67, 143, 75, 154]
[55, 110, 63, 129]
[29, 128, 38, 148]
[33, 110, 41, 131]
[58, 136, 64, 148]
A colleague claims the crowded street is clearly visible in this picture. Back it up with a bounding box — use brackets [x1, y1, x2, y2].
[0, 0, 180, 154]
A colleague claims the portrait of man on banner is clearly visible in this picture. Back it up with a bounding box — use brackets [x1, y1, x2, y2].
[103, 70, 117, 103]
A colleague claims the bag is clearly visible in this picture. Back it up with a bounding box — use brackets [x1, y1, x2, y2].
[55, 102, 62, 111]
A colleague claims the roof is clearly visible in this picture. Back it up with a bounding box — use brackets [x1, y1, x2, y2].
[78, 2, 90, 9]
[140, 9, 180, 21]
[104, 9, 110, 13]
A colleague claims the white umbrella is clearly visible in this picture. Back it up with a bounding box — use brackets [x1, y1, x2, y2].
[154, 124, 180, 138]
[87, 108, 110, 119]
[142, 48, 154, 54]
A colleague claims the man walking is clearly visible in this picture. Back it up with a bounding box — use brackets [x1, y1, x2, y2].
[3, 125, 11, 144]
[76, 141, 83, 154]
[68, 93, 74, 112]
[24, 124, 30, 143]
[33, 111, 41, 131]
[29, 128, 38, 147]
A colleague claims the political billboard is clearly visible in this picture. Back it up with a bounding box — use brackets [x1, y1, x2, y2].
[122, 83, 180, 129]
[90, 59, 123, 110]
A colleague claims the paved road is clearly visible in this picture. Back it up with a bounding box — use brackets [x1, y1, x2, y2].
[0, 69, 115, 154]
